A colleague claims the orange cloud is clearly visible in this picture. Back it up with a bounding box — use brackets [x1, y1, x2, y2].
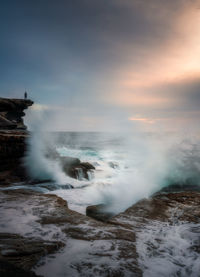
[128, 117, 155, 124]
[114, 91, 171, 107]
[106, 2, 200, 109]
[122, 4, 200, 89]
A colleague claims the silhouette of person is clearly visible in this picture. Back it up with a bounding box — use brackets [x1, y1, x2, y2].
[24, 91, 27, 99]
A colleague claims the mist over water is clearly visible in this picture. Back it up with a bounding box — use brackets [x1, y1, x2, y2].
[24, 111, 200, 214]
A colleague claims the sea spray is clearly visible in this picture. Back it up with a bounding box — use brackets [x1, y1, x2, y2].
[56, 132, 200, 214]
[164, 137, 200, 187]
[24, 109, 200, 214]
[24, 109, 74, 185]
[83, 133, 171, 213]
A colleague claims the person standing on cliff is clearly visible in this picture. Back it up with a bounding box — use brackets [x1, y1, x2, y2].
[24, 91, 27, 99]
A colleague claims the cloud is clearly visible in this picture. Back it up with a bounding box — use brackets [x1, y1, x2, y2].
[1, 0, 200, 131]
[129, 117, 155, 124]
[31, 104, 50, 111]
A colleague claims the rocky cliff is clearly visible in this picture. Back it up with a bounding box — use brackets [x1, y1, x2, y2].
[0, 98, 33, 179]
[0, 98, 94, 183]
[0, 98, 33, 130]
[0, 130, 28, 177]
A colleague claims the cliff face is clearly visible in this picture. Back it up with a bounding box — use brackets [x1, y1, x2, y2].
[0, 98, 33, 130]
[0, 130, 27, 173]
[0, 98, 33, 177]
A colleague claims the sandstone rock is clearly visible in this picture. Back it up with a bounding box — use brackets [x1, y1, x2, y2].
[0, 115, 17, 129]
[3, 186, 200, 276]
[0, 260, 41, 277]
[0, 131, 28, 179]
[86, 204, 115, 222]
[0, 98, 33, 130]
[0, 98, 33, 112]
[42, 150, 96, 180]
[60, 156, 81, 167]
[0, 189, 142, 276]
[60, 156, 95, 180]
[0, 97, 33, 177]
[80, 162, 95, 170]
[0, 233, 64, 271]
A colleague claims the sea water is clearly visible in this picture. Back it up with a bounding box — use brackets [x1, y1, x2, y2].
[25, 131, 200, 215]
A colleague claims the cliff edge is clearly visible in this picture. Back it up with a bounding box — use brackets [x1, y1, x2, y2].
[0, 97, 33, 178]
[0, 97, 33, 130]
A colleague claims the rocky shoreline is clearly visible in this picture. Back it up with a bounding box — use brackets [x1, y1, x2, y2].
[0, 98, 200, 276]
[1, 184, 200, 276]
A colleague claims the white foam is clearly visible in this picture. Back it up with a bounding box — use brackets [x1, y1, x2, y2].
[24, 117, 200, 215]
[137, 221, 200, 277]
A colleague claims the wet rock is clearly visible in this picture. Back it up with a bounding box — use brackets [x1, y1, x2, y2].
[108, 161, 119, 169]
[60, 156, 81, 167]
[80, 162, 95, 170]
[86, 204, 115, 222]
[113, 190, 200, 276]
[0, 189, 142, 276]
[0, 233, 64, 271]
[42, 151, 95, 180]
[60, 156, 95, 180]
[2, 184, 200, 276]
[0, 260, 41, 277]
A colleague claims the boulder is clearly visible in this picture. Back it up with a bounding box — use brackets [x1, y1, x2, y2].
[60, 156, 81, 168]
[86, 204, 114, 221]
[80, 162, 95, 170]
[60, 156, 95, 180]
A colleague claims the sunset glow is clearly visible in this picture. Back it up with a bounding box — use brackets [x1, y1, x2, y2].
[1, 0, 200, 131]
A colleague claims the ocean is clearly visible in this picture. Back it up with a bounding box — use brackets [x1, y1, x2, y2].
[24, 131, 200, 215]
[1, 130, 200, 276]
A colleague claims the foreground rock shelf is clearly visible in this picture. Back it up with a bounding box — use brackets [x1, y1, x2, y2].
[0, 186, 200, 276]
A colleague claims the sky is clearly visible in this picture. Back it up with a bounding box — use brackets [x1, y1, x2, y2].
[1, 0, 200, 132]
